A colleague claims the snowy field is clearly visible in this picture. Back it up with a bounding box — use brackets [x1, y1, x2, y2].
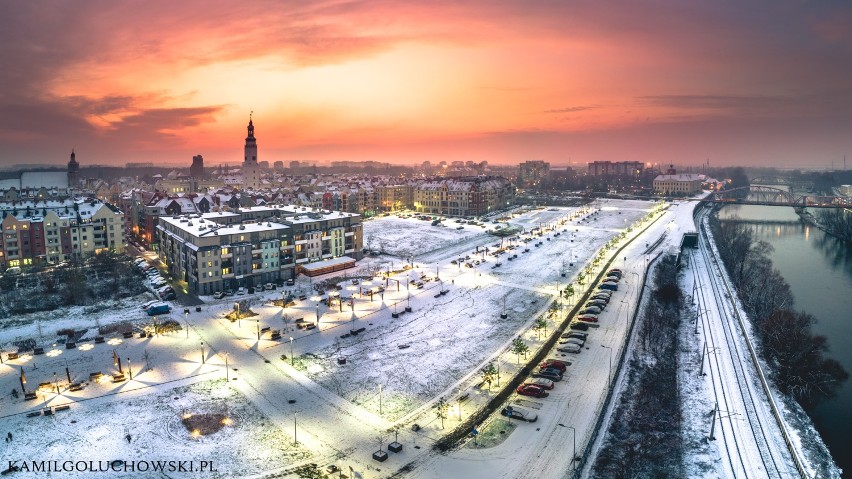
[298, 284, 550, 421]
[0, 199, 671, 479]
[362, 215, 491, 259]
[1, 379, 309, 478]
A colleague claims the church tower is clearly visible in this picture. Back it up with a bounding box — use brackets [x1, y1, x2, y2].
[242, 115, 261, 190]
[67, 149, 79, 187]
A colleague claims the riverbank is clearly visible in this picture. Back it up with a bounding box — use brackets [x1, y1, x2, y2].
[715, 204, 850, 477]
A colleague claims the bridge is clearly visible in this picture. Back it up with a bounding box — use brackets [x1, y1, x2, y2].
[700, 186, 852, 208]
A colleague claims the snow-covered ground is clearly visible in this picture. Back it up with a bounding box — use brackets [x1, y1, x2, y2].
[0, 199, 676, 478]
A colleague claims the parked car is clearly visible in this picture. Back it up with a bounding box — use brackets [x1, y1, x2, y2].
[543, 358, 571, 369]
[578, 315, 599, 323]
[146, 303, 171, 316]
[531, 370, 562, 382]
[265, 283, 276, 290]
[517, 384, 549, 398]
[560, 337, 585, 347]
[213, 291, 226, 299]
[562, 332, 588, 341]
[236, 287, 247, 295]
[286, 279, 295, 286]
[604, 275, 620, 283]
[539, 367, 564, 377]
[224, 289, 235, 296]
[591, 293, 611, 301]
[539, 359, 567, 372]
[142, 300, 160, 310]
[525, 378, 554, 390]
[557, 343, 582, 353]
[608, 269, 623, 278]
[580, 306, 602, 315]
[585, 300, 607, 308]
[500, 405, 538, 422]
[599, 282, 618, 291]
[161, 291, 176, 300]
[570, 321, 590, 331]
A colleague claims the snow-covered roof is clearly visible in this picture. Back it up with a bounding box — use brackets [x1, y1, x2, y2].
[653, 174, 705, 182]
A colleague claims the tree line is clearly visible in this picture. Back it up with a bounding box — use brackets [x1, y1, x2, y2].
[815, 209, 852, 243]
[709, 214, 848, 409]
[593, 255, 684, 478]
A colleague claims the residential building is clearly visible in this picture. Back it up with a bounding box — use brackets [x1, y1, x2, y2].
[518, 161, 550, 188]
[156, 206, 363, 294]
[0, 198, 125, 269]
[413, 177, 515, 216]
[587, 161, 644, 177]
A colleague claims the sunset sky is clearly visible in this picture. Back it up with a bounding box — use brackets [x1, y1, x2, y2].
[1, 1, 852, 169]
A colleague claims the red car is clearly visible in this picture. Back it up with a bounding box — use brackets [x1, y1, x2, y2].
[578, 315, 599, 323]
[539, 360, 567, 372]
[517, 384, 549, 398]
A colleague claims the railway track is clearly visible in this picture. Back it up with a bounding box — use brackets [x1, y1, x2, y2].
[690, 210, 801, 478]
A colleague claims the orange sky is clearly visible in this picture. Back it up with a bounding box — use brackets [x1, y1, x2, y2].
[1, 1, 852, 168]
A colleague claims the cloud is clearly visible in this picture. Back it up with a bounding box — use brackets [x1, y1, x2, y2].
[544, 106, 598, 114]
[639, 94, 789, 110]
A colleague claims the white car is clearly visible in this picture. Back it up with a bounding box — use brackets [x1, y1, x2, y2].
[525, 377, 555, 389]
[557, 343, 582, 353]
[560, 337, 585, 347]
[142, 300, 160, 310]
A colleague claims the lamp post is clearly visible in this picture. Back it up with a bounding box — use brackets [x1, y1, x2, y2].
[289, 337, 294, 366]
[294, 412, 298, 445]
[378, 384, 383, 415]
[200, 342, 205, 364]
[53, 372, 60, 395]
[224, 353, 229, 381]
[127, 358, 132, 380]
[235, 302, 241, 327]
[64, 358, 71, 383]
[256, 319, 260, 341]
[316, 304, 320, 328]
[601, 345, 613, 390]
[557, 424, 576, 471]
[184, 311, 189, 339]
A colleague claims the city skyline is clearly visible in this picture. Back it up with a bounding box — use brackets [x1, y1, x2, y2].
[2, 1, 852, 169]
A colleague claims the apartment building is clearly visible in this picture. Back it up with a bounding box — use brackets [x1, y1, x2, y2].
[0, 199, 125, 269]
[156, 206, 362, 294]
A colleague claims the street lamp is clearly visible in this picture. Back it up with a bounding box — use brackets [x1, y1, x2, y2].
[256, 319, 260, 341]
[127, 358, 133, 380]
[224, 352, 229, 381]
[289, 337, 294, 366]
[601, 345, 613, 390]
[53, 372, 60, 395]
[378, 384, 383, 416]
[184, 311, 189, 339]
[200, 342, 205, 364]
[293, 412, 298, 445]
[316, 304, 320, 328]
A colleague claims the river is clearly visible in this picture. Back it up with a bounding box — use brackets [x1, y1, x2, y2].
[717, 199, 852, 476]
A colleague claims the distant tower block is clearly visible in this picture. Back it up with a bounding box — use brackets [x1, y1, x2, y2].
[67, 149, 79, 186]
[190, 154, 204, 178]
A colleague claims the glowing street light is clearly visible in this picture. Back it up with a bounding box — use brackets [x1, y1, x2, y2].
[289, 337, 294, 366]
